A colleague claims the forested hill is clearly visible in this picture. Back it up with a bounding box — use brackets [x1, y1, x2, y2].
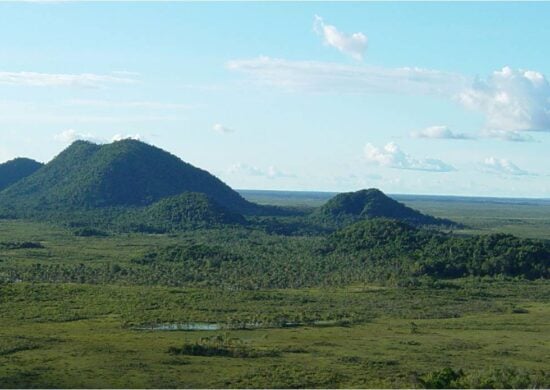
[0, 157, 43, 191]
[313, 188, 456, 227]
[0, 140, 281, 216]
[116, 192, 247, 232]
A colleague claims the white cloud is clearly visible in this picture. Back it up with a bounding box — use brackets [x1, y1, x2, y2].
[364, 142, 455, 172]
[481, 157, 531, 176]
[54, 129, 103, 144]
[227, 56, 465, 96]
[111, 134, 142, 142]
[313, 15, 367, 60]
[228, 163, 295, 179]
[411, 125, 473, 140]
[458, 67, 550, 133]
[54, 130, 142, 144]
[213, 123, 235, 134]
[67, 99, 193, 110]
[482, 129, 537, 143]
[0, 71, 137, 88]
[228, 57, 550, 137]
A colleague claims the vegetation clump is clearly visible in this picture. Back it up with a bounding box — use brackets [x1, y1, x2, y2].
[0, 241, 44, 250]
[168, 334, 280, 358]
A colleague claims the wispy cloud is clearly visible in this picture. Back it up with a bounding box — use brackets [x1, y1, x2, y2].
[411, 125, 473, 140]
[481, 157, 532, 176]
[67, 99, 194, 110]
[213, 123, 235, 134]
[0, 71, 137, 88]
[364, 142, 455, 172]
[227, 56, 463, 96]
[313, 15, 368, 60]
[482, 129, 537, 143]
[228, 57, 550, 138]
[228, 163, 295, 179]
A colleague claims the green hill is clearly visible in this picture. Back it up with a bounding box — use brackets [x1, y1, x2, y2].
[0, 158, 43, 191]
[313, 188, 455, 227]
[118, 192, 246, 232]
[0, 140, 269, 216]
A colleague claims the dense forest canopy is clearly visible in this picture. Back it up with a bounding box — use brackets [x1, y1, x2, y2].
[0, 140, 273, 216]
[0, 157, 43, 191]
[313, 188, 455, 227]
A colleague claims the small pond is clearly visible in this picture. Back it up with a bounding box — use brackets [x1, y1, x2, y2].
[133, 319, 347, 331]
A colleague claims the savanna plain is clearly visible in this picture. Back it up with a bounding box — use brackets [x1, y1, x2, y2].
[1, 191, 549, 389]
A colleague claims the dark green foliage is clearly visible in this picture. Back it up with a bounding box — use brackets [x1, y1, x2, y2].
[326, 218, 436, 253]
[168, 334, 280, 358]
[313, 188, 456, 227]
[73, 227, 109, 237]
[127, 192, 246, 232]
[418, 366, 550, 389]
[134, 242, 242, 266]
[0, 157, 43, 192]
[328, 219, 550, 280]
[0, 241, 44, 250]
[0, 140, 280, 216]
[419, 367, 464, 388]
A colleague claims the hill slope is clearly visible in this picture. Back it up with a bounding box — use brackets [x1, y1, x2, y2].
[313, 188, 455, 227]
[0, 158, 43, 191]
[120, 192, 246, 232]
[0, 140, 266, 215]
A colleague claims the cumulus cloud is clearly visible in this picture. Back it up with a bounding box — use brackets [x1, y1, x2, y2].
[481, 157, 531, 176]
[54, 129, 102, 144]
[313, 15, 368, 60]
[54, 130, 142, 144]
[213, 123, 235, 134]
[411, 125, 473, 140]
[111, 134, 142, 142]
[0, 71, 137, 88]
[458, 67, 550, 133]
[364, 142, 455, 172]
[228, 163, 295, 179]
[228, 58, 550, 137]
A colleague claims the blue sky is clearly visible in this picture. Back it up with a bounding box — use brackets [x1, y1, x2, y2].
[1, 2, 550, 197]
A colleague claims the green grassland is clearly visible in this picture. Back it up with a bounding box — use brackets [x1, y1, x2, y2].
[1, 192, 550, 388]
[1, 281, 549, 388]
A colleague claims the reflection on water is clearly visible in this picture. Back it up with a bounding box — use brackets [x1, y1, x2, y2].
[135, 322, 221, 331]
[133, 319, 346, 331]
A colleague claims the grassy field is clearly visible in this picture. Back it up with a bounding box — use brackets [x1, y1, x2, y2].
[1, 191, 550, 388]
[1, 281, 549, 388]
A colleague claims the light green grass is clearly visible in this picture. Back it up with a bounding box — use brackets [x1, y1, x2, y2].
[1, 281, 549, 388]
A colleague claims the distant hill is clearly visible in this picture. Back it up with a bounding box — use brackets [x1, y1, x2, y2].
[122, 192, 246, 232]
[312, 188, 456, 227]
[0, 158, 43, 191]
[0, 140, 276, 216]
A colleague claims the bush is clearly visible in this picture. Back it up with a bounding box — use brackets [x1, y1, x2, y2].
[168, 334, 280, 358]
[73, 227, 109, 237]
